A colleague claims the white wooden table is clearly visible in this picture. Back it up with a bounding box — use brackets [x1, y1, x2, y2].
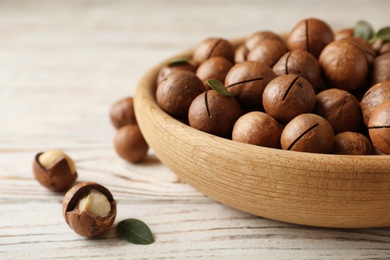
[1, 0, 390, 259]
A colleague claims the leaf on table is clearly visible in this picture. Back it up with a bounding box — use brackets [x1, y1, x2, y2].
[116, 218, 154, 245]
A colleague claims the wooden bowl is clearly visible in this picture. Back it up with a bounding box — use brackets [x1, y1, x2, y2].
[134, 39, 390, 228]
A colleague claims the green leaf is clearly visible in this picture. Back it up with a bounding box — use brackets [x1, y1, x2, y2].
[376, 26, 390, 41]
[167, 58, 192, 66]
[116, 218, 154, 245]
[206, 79, 235, 97]
[354, 20, 374, 41]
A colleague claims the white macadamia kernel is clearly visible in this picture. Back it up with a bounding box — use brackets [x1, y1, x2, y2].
[77, 190, 111, 217]
[38, 150, 76, 174]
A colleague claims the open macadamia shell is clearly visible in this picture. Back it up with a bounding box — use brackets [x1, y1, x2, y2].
[62, 182, 117, 237]
[33, 152, 78, 192]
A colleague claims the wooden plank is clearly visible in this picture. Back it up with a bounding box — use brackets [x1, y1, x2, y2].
[1, 0, 390, 258]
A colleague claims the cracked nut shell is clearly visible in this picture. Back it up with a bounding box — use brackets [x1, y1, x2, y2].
[281, 113, 334, 154]
[287, 18, 334, 58]
[62, 182, 117, 237]
[263, 75, 316, 125]
[33, 151, 77, 192]
[188, 89, 242, 138]
[272, 49, 324, 92]
[368, 101, 390, 154]
[224, 61, 275, 111]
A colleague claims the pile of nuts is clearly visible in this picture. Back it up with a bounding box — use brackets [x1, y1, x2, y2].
[155, 18, 390, 155]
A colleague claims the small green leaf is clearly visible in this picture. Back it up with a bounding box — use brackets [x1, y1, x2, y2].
[376, 26, 390, 41]
[116, 218, 154, 245]
[206, 79, 234, 97]
[167, 58, 192, 66]
[354, 20, 374, 41]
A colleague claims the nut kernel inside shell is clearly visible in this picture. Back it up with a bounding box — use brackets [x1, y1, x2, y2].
[62, 182, 117, 237]
[38, 150, 76, 174]
[77, 189, 111, 217]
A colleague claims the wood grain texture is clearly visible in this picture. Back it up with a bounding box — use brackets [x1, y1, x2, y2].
[135, 47, 390, 228]
[1, 0, 390, 259]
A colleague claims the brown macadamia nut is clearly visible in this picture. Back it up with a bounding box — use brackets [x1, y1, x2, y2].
[232, 111, 282, 148]
[156, 59, 197, 86]
[314, 88, 362, 134]
[110, 97, 137, 129]
[333, 132, 373, 155]
[245, 31, 287, 51]
[272, 50, 324, 92]
[247, 38, 288, 67]
[62, 182, 117, 237]
[287, 18, 334, 58]
[192, 37, 234, 64]
[114, 124, 149, 163]
[33, 150, 78, 192]
[371, 53, 390, 85]
[281, 113, 334, 154]
[378, 42, 390, 56]
[196, 57, 233, 89]
[188, 89, 242, 138]
[234, 44, 249, 63]
[372, 40, 390, 56]
[368, 101, 390, 154]
[334, 28, 353, 41]
[156, 70, 205, 118]
[342, 37, 376, 66]
[319, 39, 369, 91]
[263, 75, 316, 124]
[224, 61, 275, 111]
[360, 81, 390, 126]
